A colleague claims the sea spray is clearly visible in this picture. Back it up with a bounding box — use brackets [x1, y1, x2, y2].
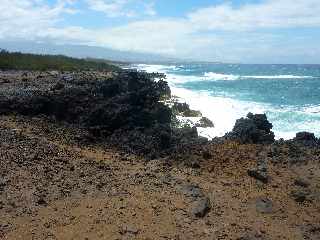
[135, 63, 320, 140]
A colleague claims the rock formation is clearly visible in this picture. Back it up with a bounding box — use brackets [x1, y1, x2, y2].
[225, 112, 275, 144]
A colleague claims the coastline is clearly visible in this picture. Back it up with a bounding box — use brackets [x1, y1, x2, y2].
[0, 68, 319, 240]
[134, 63, 320, 140]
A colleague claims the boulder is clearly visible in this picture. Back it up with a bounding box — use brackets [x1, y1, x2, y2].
[171, 102, 202, 117]
[172, 102, 189, 114]
[248, 168, 269, 184]
[225, 113, 275, 144]
[191, 197, 211, 218]
[293, 132, 318, 147]
[195, 117, 214, 128]
[182, 109, 202, 117]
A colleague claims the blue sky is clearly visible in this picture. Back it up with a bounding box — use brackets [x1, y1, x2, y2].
[1, 0, 320, 63]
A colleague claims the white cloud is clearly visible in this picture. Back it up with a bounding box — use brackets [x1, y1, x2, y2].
[86, 0, 131, 17]
[144, 2, 156, 16]
[1, 0, 320, 62]
[188, 0, 320, 31]
[0, 0, 76, 39]
[85, 0, 156, 18]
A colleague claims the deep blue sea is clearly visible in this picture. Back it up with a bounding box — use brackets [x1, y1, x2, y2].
[135, 63, 320, 139]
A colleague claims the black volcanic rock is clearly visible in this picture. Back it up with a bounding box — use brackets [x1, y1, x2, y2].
[225, 113, 275, 144]
[293, 132, 318, 147]
[191, 197, 211, 218]
[0, 70, 200, 157]
[195, 117, 214, 128]
[171, 102, 202, 117]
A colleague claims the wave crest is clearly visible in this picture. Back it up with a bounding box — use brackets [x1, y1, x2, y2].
[204, 72, 314, 81]
[204, 72, 239, 81]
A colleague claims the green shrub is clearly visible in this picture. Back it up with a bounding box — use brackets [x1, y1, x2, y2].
[0, 49, 121, 71]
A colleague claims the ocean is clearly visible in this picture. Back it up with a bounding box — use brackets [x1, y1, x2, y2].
[135, 63, 320, 140]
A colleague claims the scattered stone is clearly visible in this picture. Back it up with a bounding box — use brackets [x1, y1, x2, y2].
[294, 178, 310, 188]
[202, 149, 212, 160]
[0, 180, 6, 192]
[120, 225, 139, 235]
[291, 189, 311, 203]
[237, 232, 269, 240]
[36, 197, 47, 206]
[301, 224, 320, 240]
[179, 184, 204, 198]
[248, 168, 269, 184]
[256, 197, 273, 214]
[51, 82, 65, 91]
[191, 197, 211, 218]
[189, 160, 201, 169]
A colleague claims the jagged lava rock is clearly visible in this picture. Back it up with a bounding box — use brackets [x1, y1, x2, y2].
[195, 117, 214, 128]
[225, 112, 275, 144]
[293, 132, 318, 147]
[0, 70, 204, 157]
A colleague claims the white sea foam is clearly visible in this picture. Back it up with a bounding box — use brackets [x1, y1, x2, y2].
[135, 64, 320, 139]
[135, 64, 178, 73]
[302, 105, 320, 114]
[204, 72, 314, 81]
[244, 75, 314, 79]
[170, 86, 269, 139]
[204, 72, 239, 81]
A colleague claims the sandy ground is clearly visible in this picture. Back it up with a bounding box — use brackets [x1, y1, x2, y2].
[0, 115, 319, 240]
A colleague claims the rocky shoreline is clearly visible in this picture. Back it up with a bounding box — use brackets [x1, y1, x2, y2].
[0, 69, 319, 240]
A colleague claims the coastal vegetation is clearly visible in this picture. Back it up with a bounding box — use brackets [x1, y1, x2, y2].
[0, 49, 120, 71]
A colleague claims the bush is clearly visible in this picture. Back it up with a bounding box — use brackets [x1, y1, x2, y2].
[0, 49, 120, 71]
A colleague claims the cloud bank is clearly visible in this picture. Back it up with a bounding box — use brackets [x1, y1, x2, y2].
[0, 0, 319, 63]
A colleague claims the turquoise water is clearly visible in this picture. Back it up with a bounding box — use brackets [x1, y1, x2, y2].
[136, 64, 320, 139]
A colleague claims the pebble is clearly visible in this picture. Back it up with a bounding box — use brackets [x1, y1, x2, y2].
[248, 168, 269, 184]
[191, 197, 211, 218]
[294, 178, 310, 188]
[291, 189, 311, 203]
[256, 197, 273, 214]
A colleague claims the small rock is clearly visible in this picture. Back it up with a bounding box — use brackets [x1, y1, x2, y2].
[294, 132, 318, 147]
[291, 189, 311, 203]
[160, 174, 174, 185]
[195, 117, 214, 128]
[237, 232, 269, 240]
[248, 169, 269, 184]
[121, 225, 139, 235]
[202, 150, 212, 160]
[256, 197, 273, 214]
[191, 197, 211, 218]
[179, 184, 204, 198]
[36, 197, 47, 206]
[51, 82, 65, 91]
[189, 160, 200, 169]
[294, 178, 310, 188]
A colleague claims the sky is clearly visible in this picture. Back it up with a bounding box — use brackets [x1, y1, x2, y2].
[1, 0, 320, 63]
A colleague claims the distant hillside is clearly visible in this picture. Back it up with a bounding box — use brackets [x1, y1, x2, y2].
[0, 41, 181, 63]
[0, 50, 121, 71]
